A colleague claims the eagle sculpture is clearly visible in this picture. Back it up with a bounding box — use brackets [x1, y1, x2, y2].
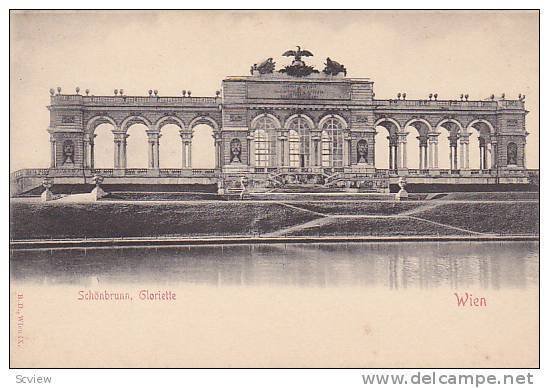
[282, 46, 314, 66]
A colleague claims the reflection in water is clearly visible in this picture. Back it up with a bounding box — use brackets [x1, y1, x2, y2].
[10, 242, 538, 289]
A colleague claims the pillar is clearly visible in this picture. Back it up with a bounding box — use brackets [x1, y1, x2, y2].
[284, 132, 290, 167]
[113, 131, 127, 169]
[418, 145, 423, 170]
[459, 142, 464, 169]
[83, 137, 89, 169]
[388, 142, 393, 170]
[249, 133, 256, 167]
[343, 135, 350, 167]
[146, 131, 160, 169]
[314, 139, 320, 166]
[50, 139, 56, 168]
[397, 133, 408, 169]
[465, 141, 470, 170]
[121, 136, 127, 169]
[188, 142, 193, 168]
[182, 141, 187, 168]
[434, 139, 439, 168]
[310, 131, 320, 167]
[155, 137, 160, 168]
[90, 135, 95, 169]
[491, 141, 497, 169]
[278, 131, 288, 167]
[396, 142, 401, 169]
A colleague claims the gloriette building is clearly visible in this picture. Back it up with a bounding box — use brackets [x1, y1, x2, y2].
[11, 47, 534, 196]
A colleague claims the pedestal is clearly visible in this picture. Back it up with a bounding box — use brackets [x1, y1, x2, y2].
[222, 163, 251, 174]
[90, 186, 106, 201]
[41, 188, 53, 202]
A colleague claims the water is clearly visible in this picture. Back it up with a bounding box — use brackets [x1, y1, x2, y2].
[10, 241, 539, 368]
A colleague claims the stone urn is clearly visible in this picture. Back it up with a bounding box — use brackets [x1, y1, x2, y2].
[41, 178, 54, 202]
[395, 176, 409, 200]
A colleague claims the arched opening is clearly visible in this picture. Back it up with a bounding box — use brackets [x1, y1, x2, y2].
[158, 123, 183, 168]
[437, 120, 462, 170]
[252, 115, 277, 167]
[404, 120, 430, 170]
[374, 119, 399, 170]
[468, 121, 493, 170]
[320, 117, 344, 167]
[92, 123, 115, 168]
[436, 130, 451, 170]
[125, 124, 149, 168]
[191, 124, 215, 168]
[287, 116, 311, 168]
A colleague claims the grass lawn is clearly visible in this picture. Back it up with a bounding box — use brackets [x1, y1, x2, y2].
[286, 202, 421, 215]
[414, 202, 539, 235]
[10, 202, 319, 240]
[438, 192, 539, 201]
[10, 199, 539, 240]
[285, 217, 469, 237]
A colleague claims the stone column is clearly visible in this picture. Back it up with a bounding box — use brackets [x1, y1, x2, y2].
[146, 131, 161, 169]
[246, 134, 252, 166]
[50, 139, 56, 168]
[89, 135, 96, 169]
[418, 144, 423, 170]
[459, 133, 470, 170]
[491, 141, 497, 169]
[112, 131, 127, 170]
[114, 139, 120, 168]
[428, 133, 439, 169]
[180, 130, 192, 168]
[83, 136, 89, 169]
[155, 136, 160, 168]
[188, 141, 193, 168]
[465, 142, 470, 170]
[310, 130, 320, 167]
[249, 133, 256, 167]
[216, 136, 223, 168]
[433, 139, 439, 168]
[459, 143, 464, 169]
[121, 135, 127, 169]
[388, 141, 393, 170]
[284, 131, 290, 167]
[278, 130, 288, 167]
[343, 135, 350, 167]
[182, 141, 188, 168]
[396, 142, 401, 169]
[397, 133, 408, 170]
[485, 144, 490, 169]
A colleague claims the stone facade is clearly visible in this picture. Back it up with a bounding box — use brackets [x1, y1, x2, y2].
[37, 55, 531, 194]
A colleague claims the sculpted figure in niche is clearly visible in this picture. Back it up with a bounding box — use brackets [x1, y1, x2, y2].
[507, 142, 518, 165]
[230, 138, 242, 163]
[357, 139, 368, 164]
[62, 140, 75, 164]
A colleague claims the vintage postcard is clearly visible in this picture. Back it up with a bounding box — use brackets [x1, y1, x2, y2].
[9, 10, 539, 369]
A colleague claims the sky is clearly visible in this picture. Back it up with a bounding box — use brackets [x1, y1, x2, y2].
[9, 10, 539, 171]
